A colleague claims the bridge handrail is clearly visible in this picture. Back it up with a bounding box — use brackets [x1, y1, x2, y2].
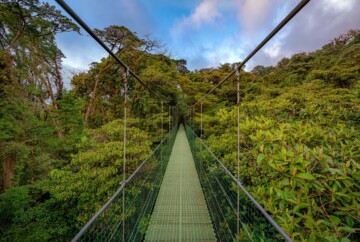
[186, 125, 292, 242]
[71, 132, 172, 242]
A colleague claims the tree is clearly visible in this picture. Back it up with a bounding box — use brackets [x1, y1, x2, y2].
[0, 0, 79, 137]
[175, 59, 189, 74]
[252, 65, 274, 77]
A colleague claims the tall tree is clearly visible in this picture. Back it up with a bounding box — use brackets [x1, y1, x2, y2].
[0, 0, 79, 137]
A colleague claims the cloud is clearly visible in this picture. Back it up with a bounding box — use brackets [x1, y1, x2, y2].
[247, 0, 360, 70]
[61, 64, 86, 90]
[171, 0, 286, 69]
[53, 0, 360, 73]
[264, 40, 281, 59]
[56, 32, 107, 70]
[52, 0, 156, 70]
[323, 0, 356, 12]
[235, 0, 276, 38]
[172, 0, 221, 35]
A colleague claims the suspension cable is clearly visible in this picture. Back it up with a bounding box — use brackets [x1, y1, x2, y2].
[235, 68, 241, 236]
[187, 127, 292, 242]
[122, 67, 129, 241]
[168, 106, 171, 133]
[200, 102, 203, 139]
[192, 106, 195, 130]
[55, 0, 168, 105]
[200, 102, 203, 176]
[161, 101, 164, 164]
[193, 0, 310, 106]
[168, 106, 171, 151]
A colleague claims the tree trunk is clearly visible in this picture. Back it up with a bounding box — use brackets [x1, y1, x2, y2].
[85, 61, 112, 125]
[1, 153, 16, 191]
[40, 61, 64, 137]
[85, 75, 100, 124]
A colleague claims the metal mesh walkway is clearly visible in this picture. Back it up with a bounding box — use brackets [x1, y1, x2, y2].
[145, 125, 216, 241]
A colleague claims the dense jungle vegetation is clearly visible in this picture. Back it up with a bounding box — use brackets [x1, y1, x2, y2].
[0, 1, 359, 241]
[186, 30, 360, 241]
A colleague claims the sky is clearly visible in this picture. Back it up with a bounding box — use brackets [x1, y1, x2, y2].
[47, 0, 360, 76]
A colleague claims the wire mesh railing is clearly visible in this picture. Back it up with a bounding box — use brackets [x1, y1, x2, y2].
[72, 123, 178, 242]
[185, 124, 291, 242]
[53, 2, 182, 241]
[182, 1, 311, 241]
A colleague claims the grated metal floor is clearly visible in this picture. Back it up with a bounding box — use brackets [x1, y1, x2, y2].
[145, 125, 216, 242]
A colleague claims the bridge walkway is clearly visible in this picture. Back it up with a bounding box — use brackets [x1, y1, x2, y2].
[145, 125, 216, 241]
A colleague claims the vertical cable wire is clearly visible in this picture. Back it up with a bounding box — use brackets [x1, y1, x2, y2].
[168, 106, 171, 152]
[192, 106, 195, 152]
[200, 102, 203, 139]
[200, 102, 203, 176]
[161, 101, 164, 164]
[192, 106, 195, 130]
[189, 106, 191, 127]
[169, 106, 171, 133]
[122, 67, 129, 241]
[236, 68, 241, 238]
[187, 107, 189, 125]
[161, 102, 164, 137]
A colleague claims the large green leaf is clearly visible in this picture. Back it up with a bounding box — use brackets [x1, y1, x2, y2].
[257, 153, 265, 164]
[296, 173, 316, 180]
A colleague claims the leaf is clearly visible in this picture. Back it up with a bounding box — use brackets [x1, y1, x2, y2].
[326, 236, 338, 242]
[257, 153, 265, 164]
[345, 216, 354, 227]
[340, 238, 351, 242]
[330, 215, 341, 225]
[335, 192, 350, 198]
[340, 226, 356, 233]
[296, 173, 316, 180]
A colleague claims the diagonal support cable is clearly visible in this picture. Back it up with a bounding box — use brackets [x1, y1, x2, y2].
[55, 0, 168, 105]
[193, 0, 310, 106]
[186, 126, 292, 242]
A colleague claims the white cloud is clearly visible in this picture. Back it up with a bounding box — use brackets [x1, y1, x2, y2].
[199, 35, 248, 68]
[57, 36, 107, 70]
[323, 0, 356, 12]
[263, 29, 289, 59]
[264, 40, 281, 58]
[61, 64, 86, 90]
[172, 0, 221, 35]
[191, 0, 221, 24]
[247, 0, 360, 71]
[235, 0, 275, 38]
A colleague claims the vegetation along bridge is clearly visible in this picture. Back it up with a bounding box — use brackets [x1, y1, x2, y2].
[55, 0, 312, 241]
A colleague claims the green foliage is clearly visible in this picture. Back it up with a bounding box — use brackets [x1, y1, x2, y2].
[0, 119, 152, 241]
[0, 187, 30, 234]
[186, 30, 360, 241]
[47, 119, 151, 227]
[309, 66, 360, 88]
[195, 74, 360, 240]
[54, 91, 84, 152]
[1, 2, 359, 240]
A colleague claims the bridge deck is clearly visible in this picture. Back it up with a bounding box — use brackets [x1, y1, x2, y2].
[145, 125, 215, 241]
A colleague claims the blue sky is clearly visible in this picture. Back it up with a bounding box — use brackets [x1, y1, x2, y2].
[47, 0, 360, 74]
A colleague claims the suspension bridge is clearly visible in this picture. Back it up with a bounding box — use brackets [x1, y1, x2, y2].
[56, 0, 311, 241]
